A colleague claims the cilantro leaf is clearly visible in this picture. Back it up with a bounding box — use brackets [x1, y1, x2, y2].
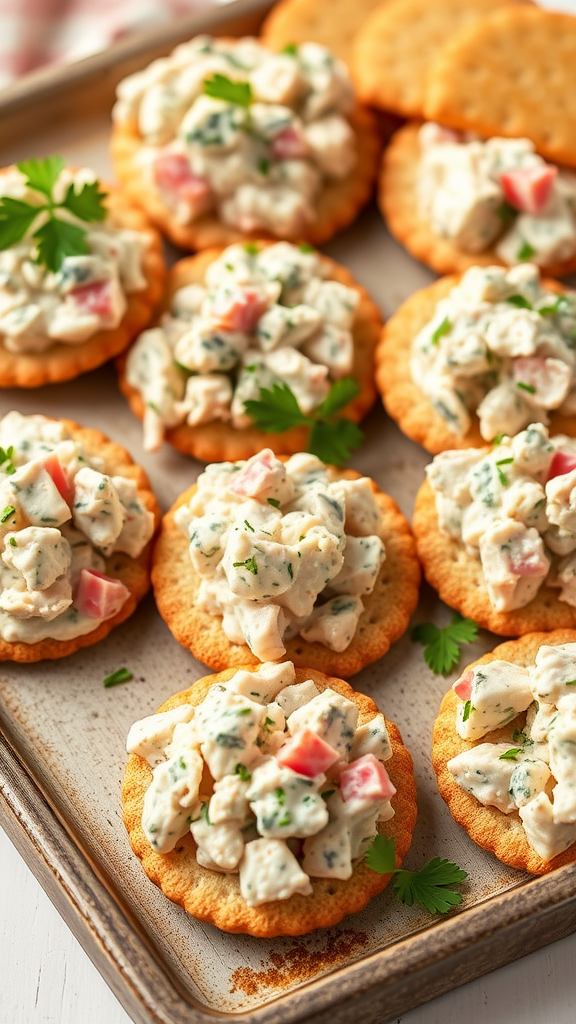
[506, 294, 532, 309]
[244, 383, 309, 432]
[366, 837, 467, 914]
[316, 376, 360, 419]
[17, 155, 65, 198]
[0, 197, 43, 249]
[33, 218, 88, 273]
[411, 613, 478, 674]
[63, 180, 107, 223]
[309, 418, 363, 465]
[203, 73, 252, 107]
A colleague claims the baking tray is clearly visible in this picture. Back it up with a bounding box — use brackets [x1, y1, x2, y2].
[1, 2, 576, 1021]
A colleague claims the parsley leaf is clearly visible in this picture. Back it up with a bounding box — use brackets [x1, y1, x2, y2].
[366, 836, 467, 914]
[203, 73, 252, 107]
[103, 667, 133, 688]
[233, 555, 258, 575]
[499, 747, 522, 761]
[431, 316, 451, 345]
[517, 241, 536, 261]
[0, 505, 16, 524]
[506, 294, 532, 309]
[63, 180, 107, 223]
[0, 197, 41, 248]
[244, 378, 363, 466]
[411, 613, 478, 675]
[18, 155, 65, 198]
[33, 218, 88, 271]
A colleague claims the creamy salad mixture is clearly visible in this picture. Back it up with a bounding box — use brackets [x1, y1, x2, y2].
[449, 643, 576, 861]
[412, 263, 576, 441]
[175, 449, 386, 661]
[0, 167, 149, 353]
[127, 659, 396, 905]
[126, 241, 359, 450]
[427, 423, 576, 612]
[113, 36, 356, 237]
[0, 412, 155, 643]
[418, 123, 576, 267]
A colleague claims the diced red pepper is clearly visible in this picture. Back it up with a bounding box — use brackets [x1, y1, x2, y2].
[500, 164, 557, 215]
[76, 569, 130, 619]
[230, 449, 280, 498]
[453, 669, 474, 701]
[339, 754, 396, 803]
[547, 450, 576, 482]
[209, 286, 268, 333]
[277, 729, 339, 777]
[153, 154, 211, 211]
[271, 126, 308, 160]
[509, 549, 550, 577]
[43, 455, 74, 508]
[70, 280, 113, 317]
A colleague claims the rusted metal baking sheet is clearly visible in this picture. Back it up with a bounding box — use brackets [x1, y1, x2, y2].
[1, 3, 576, 1022]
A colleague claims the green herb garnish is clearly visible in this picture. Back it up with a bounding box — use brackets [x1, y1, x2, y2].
[267, 498, 280, 508]
[235, 763, 251, 781]
[462, 699, 474, 722]
[200, 801, 212, 826]
[492, 434, 506, 446]
[411, 614, 478, 675]
[506, 294, 532, 309]
[8, 536, 16, 547]
[0, 155, 107, 272]
[497, 201, 516, 223]
[517, 241, 536, 261]
[499, 748, 522, 761]
[516, 381, 536, 394]
[282, 43, 299, 56]
[431, 316, 451, 345]
[244, 519, 254, 532]
[0, 446, 15, 474]
[203, 73, 252, 108]
[366, 836, 467, 913]
[299, 242, 315, 253]
[103, 667, 133, 688]
[258, 158, 270, 176]
[496, 456, 514, 486]
[232, 555, 258, 575]
[244, 377, 362, 466]
[0, 505, 15, 524]
[538, 295, 572, 317]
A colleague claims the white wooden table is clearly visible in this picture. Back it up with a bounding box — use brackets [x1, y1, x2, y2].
[3, 824, 576, 1024]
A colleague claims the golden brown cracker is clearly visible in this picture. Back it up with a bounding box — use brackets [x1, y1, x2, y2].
[122, 664, 417, 936]
[433, 630, 576, 874]
[380, 122, 576, 279]
[413, 478, 576, 636]
[260, 0, 386, 68]
[0, 417, 161, 662]
[110, 104, 381, 251]
[0, 181, 165, 388]
[376, 272, 576, 455]
[152, 466, 420, 676]
[425, 6, 576, 168]
[117, 244, 381, 462]
[352, 0, 518, 119]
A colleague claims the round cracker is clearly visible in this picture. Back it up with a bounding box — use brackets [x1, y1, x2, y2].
[260, 0, 386, 68]
[122, 664, 417, 936]
[352, 0, 518, 119]
[433, 629, 576, 874]
[424, 6, 576, 169]
[110, 104, 381, 251]
[117, 244, 381, 462]
[152, 465, 420, 676]
[376, 272, 576, 455]
[380, 122, 576, 279]
[413, 478, 576, 636]
[0, 417, 161, 662]
[0, 179, 165, 388]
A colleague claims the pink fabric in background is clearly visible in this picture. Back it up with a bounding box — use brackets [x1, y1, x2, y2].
[0, 0, 216, 89]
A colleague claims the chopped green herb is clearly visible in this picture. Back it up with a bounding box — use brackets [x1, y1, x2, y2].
[538, 295, 572, 317]
[278, 812, 291, 827]
[499, 748, 522, 761]
[564, 679, 576, 686]
[287, 562, 293, 579]
[366, 836, 467, 914]
[497, 201, 516, 223]
[431, 316, 451, 345]
[506, 294, 532, 309]
[275, 787, 286, 806]
[282, 42, 299, 56]
[237, 707, 252, 716]
[243, 241, 259, 254]
[267, 497, 281, 508]
[299, 241, 315, 253]
[462, 699, 474, 723]
[232, 555, 258, 575]
[8, 536, 16, 547]
[0, 505, 15, 524]
[0, 446, 15, 474]
[321, 789, 335, 800]
[200, 801, 212, 826]
[103, 667, 133, 688]
[411, 614, 478, 675]
[244, 519, 254, 532]
[258, 158, 270, 176]
[516, 381, 536, 394]
[492, 433, 506, 446]
[235, 763, 251, 781]
[517, 241, 536, 261]
[202, 73, 253, 107]
[495, 457, 514, 486]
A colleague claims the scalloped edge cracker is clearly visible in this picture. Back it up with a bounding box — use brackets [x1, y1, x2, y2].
[260, 0, 385, 68]
[433, 629, 576, 874]
[122, 664, 417, 936]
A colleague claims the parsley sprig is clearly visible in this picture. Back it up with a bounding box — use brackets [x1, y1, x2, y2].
[203, 74, 252, 108]
[244, 377, 363, 466]
[411, 613, 478, 675]
[0, 155, 107, 272]
[366, 836, 467, 913]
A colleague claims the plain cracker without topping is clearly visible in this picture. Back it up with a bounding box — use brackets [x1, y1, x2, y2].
[0, 418, 161, 663]
[413, 479, 576, 636]
[376, 272, 576, 455]
[122, 664, 417, 936]
[110, 104, 381, 251]
[380, 122, 576, 279]
[152, 466, 420, 677]
[260, 0, 385, 68]
[424, 6, 576, 169]
[117, 245, 381, 462]
[0, 178, 165, 388]
[352, 0, 518, 120]
[433, 630, 576, 874]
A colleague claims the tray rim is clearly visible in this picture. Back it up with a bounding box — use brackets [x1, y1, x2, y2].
[2, 1, 576, 1021]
